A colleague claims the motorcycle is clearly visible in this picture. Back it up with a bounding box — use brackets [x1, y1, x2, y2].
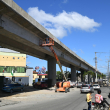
[92, 102, 110, 110]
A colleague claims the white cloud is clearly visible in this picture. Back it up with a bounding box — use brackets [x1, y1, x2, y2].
[63, 0, 68, 3]
[79, 49, 84, 54]
[27, 7, 101, 38]
[93, 44, 96, 47]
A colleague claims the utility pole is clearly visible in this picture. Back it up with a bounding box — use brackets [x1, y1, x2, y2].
[66, 67, 67, 79]
[95, 52, 97, 82]
[95, 52, 107, 82]
[108, 60, 110, 81]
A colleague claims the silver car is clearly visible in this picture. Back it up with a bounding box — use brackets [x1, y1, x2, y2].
[80, 84, 94, 93]
[92, 84, 100, 90]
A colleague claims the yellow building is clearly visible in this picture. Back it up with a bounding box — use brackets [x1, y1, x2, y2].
[0, 51, 26, 77]
[0, 48, 33, 86]
[0, 48, 26, 77]
[0, 52, 26, 67]
[33, 71, 46, 80]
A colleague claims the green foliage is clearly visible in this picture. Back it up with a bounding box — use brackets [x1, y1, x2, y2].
[101, 73, 106, 78]
[56, 71, 63, 79]
[83, 71, 95, 78]
[46, 71, 48, 74]
[97, 74, 101, 78]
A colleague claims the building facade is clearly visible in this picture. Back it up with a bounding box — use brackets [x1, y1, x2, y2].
[0, 48, 33, 86]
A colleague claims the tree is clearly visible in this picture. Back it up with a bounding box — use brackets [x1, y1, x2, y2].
[56, 71, 62, 80]
[46, 71, 48, 74]
[76, 72, 81, 77]
[83, 71, 95, 78]
[101, 73, 106, 79]
[64, 71, 70, 79]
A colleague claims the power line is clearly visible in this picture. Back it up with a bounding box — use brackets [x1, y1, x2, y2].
[95, 52, 108, 82]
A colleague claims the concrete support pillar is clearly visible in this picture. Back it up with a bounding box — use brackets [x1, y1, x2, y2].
[88, 74, 90, 84]
[71, 65, 76, 82]
[90, 75, 92, 83]
[81, 70, 84, 83]
[93, 76, 95, 82]
[48, 58, 56, 87]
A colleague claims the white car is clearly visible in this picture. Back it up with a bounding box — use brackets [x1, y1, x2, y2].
[76, 82, 82, 88]
[93, 84, 100, 90]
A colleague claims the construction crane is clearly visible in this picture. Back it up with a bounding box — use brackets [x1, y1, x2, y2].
[40, 37, 70, 93]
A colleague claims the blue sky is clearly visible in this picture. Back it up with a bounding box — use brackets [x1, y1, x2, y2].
[13, 0, 110, 74]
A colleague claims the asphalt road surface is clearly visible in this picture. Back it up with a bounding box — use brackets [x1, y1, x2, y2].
[1, 87, 110, 110]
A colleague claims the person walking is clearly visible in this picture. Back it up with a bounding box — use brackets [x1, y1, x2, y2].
[87, 91, 93, 110]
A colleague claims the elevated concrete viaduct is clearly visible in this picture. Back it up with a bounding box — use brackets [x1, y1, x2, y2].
[0, 0, 101, 86]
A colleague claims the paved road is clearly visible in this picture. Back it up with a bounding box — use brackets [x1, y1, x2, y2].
[0, 87, 110, 110]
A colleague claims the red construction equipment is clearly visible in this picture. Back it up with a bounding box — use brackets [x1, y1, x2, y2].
[40, 37, 70, 93]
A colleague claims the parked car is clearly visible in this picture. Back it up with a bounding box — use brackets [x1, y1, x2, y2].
[92, 84, 100, 90]
[33, 78, 48, 89]
[2, 83, 24, 93]
[76, 82, 83, 88]
[80, 84, 94, 93]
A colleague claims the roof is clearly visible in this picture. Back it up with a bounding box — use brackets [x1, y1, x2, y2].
[33, 71, 38, 74]
[37, 74, 48, 76]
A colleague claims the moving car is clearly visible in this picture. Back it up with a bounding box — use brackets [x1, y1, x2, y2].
[2, 83, 24, 93]
[80, 84, 94, 93]
[92, 84, 100, 90]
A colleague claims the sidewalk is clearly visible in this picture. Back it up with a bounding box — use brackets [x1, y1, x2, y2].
[0, 87, 78, 107]
[0, 99, 20, 107]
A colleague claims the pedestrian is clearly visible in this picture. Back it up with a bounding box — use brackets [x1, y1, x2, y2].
[87, 91, 93, 110]
[46, 36, 49, 44]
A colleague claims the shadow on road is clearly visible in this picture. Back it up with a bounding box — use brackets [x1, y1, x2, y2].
[108, 93, 110, 99]
[83, 109, 87, 110]
[0, 86, 53, 98]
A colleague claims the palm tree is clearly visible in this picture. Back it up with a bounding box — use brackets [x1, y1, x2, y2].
[83, 71, 95, 83]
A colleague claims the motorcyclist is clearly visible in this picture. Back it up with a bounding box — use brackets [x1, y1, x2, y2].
[95, 89, 103, 104]
[95, 89, 110, 107]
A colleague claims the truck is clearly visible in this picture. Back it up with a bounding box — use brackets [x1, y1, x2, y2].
[40, 37, 70, 93]
[96, 79, 109, 87]
[102, 79, 109, 87]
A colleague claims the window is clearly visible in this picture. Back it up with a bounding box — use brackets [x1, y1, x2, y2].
[16, 67, 26, 73]
[13, 57, 15, 59]
[6, 66, 15, 73]
[82, 85, 88, 87]
[0, 66, 5, 73]
[3, 57, 4, 58]
[18, 57, 19, 59]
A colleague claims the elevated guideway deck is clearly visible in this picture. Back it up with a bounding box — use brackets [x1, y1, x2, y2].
[0, 0, 101, 75]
